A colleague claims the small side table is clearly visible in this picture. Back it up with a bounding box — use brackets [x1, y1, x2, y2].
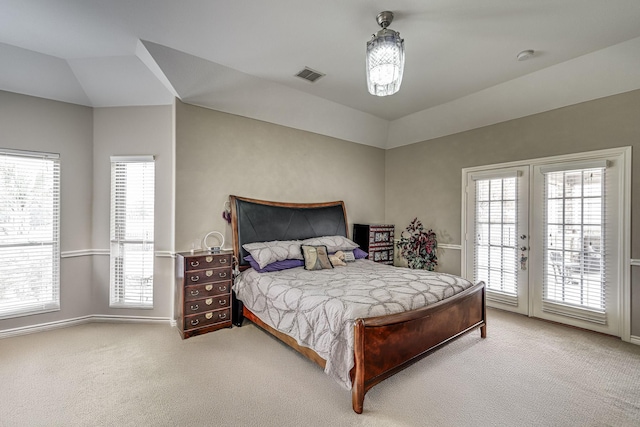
[353, 224, 394, 265]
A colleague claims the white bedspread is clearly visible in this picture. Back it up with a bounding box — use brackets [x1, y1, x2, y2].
[233, 259, 474, 389]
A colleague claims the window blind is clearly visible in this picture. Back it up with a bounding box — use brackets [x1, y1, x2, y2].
[542, 167, 607, 324]
[110, 157, 155, 308]
[474, 176, 519, 306]
[0, 149, 60, 318]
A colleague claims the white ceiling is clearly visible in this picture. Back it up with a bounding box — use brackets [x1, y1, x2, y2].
[2, 0, 640, 148]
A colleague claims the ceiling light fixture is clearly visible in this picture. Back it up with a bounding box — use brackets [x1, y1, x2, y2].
[366, 11, 405, 97]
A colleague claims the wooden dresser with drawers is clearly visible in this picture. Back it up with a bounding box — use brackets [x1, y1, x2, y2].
[175, 250, 233, 339]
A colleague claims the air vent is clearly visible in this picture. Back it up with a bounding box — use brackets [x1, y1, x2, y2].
[295, 67, 325, 83]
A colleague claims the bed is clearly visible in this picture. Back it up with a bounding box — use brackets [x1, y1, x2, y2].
[230, 195, 486, 414]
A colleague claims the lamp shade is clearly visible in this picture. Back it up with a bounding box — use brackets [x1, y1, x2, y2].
[366, 27, 404, 96]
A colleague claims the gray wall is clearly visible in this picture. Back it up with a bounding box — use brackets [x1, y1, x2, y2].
[92, 105, 174, 318]
[2, 88, 638, 338]
[0, 93, 176, 334]
[175, 101, 386, 253]
[385, 89, 640, 335]
[0, 90, 94, 330]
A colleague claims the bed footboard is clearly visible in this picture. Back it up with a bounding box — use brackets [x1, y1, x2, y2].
[351, 281, 486, 414]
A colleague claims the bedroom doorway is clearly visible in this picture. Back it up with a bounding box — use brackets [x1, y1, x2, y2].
[462, 148, 630, 338]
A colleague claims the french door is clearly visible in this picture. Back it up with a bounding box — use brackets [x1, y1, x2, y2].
[463, 149, 630, 337]
[464, 167, 530, 315]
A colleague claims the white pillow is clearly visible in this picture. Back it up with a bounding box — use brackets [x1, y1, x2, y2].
[242, 240, 304, 269]
[301, 235, 359, 253]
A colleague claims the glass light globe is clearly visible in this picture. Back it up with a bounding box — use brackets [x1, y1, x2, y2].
[366, 29, 405, 96]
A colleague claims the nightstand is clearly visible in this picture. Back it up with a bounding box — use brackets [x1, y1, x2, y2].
[175, 250, 233, 339]
[353, 224, 395, 265]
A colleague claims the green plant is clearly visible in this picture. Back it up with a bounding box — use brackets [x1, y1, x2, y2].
[396, 218, 438, 271]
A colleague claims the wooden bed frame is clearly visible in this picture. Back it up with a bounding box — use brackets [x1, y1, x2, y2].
[230, 195, 486, 414]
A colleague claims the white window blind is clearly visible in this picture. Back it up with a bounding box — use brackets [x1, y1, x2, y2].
[0, 149, 60, 319]
[474, 176, 519, 305]
[110, 156, 155, 308]
[543, 166, 607, 324]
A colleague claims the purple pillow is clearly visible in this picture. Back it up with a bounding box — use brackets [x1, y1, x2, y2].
[354, 248, 368, 259]
[244, 255, 304, 273]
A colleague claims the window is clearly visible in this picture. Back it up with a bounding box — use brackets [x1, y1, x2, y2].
[474, 176, 519, 299]
[0, 149, 60, 319]
[542, 163, 607, 323]
[110, 156, 155, 308]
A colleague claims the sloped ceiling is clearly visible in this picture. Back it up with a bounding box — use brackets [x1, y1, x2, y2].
[1, 1, 640, 148]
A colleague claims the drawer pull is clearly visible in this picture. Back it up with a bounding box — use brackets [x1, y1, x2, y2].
[218, 285, 227, 292]
[206, 256, 213, 262]
[205, 298, 213, 305]
[206, 270, 213, 277]
[190, 261, 200, 267]
[219, 312, 227, 320]
[205, 284, 213, 291]
[218, 272, 227, 278]
[190, 319, 199, 326]
[190, 304, 199, 311]
[190, 289, 200, 296]
[190, 276, 200, 282]
[219, 299, 227, 306]
[219, 258, 228, 264]
[205, 312, 213, 320]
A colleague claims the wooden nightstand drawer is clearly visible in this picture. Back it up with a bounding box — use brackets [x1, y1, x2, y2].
[185, 295, 231, 315]
[371, 247, 394, 264]
[185, 267, 231, 284]
[369, 227, 394, 246]
[184, 281, 231, 301]
[184, 308, 231, 330]
[185, 253, 232, 271]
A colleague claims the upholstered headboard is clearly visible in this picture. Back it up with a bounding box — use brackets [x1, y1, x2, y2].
[230, 195, 348, 267]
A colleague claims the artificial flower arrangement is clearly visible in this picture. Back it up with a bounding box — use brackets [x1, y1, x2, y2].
[396, 218, 438, 271]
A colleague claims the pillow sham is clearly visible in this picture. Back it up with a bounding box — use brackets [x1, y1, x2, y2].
[301, 235, 359, 253]
[242, 240, 303, 269]
[244, 255, 304, 273]
[301, 245, 334, 271]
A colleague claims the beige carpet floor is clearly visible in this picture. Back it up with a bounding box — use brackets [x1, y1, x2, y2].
[1, 308, 639, 426]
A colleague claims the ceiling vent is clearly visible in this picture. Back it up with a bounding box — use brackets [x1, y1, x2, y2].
[295, 67, 325, 83]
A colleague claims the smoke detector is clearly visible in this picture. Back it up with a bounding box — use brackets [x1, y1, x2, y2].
[516, 50, 535, 61]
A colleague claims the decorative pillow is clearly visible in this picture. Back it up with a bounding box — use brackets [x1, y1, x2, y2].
[353, 247, 369, 259]
[242, 240, 303, 269]
[244, 255, 304, 273]
[301, 235, 359, 253]
[329, 250, 363, 261]
[329, 251, 347, 266]
[301, 245, 334, 270]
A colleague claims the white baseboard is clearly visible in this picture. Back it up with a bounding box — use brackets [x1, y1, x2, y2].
[629, 335, 640, 346]
[0, 314, 173, 339]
